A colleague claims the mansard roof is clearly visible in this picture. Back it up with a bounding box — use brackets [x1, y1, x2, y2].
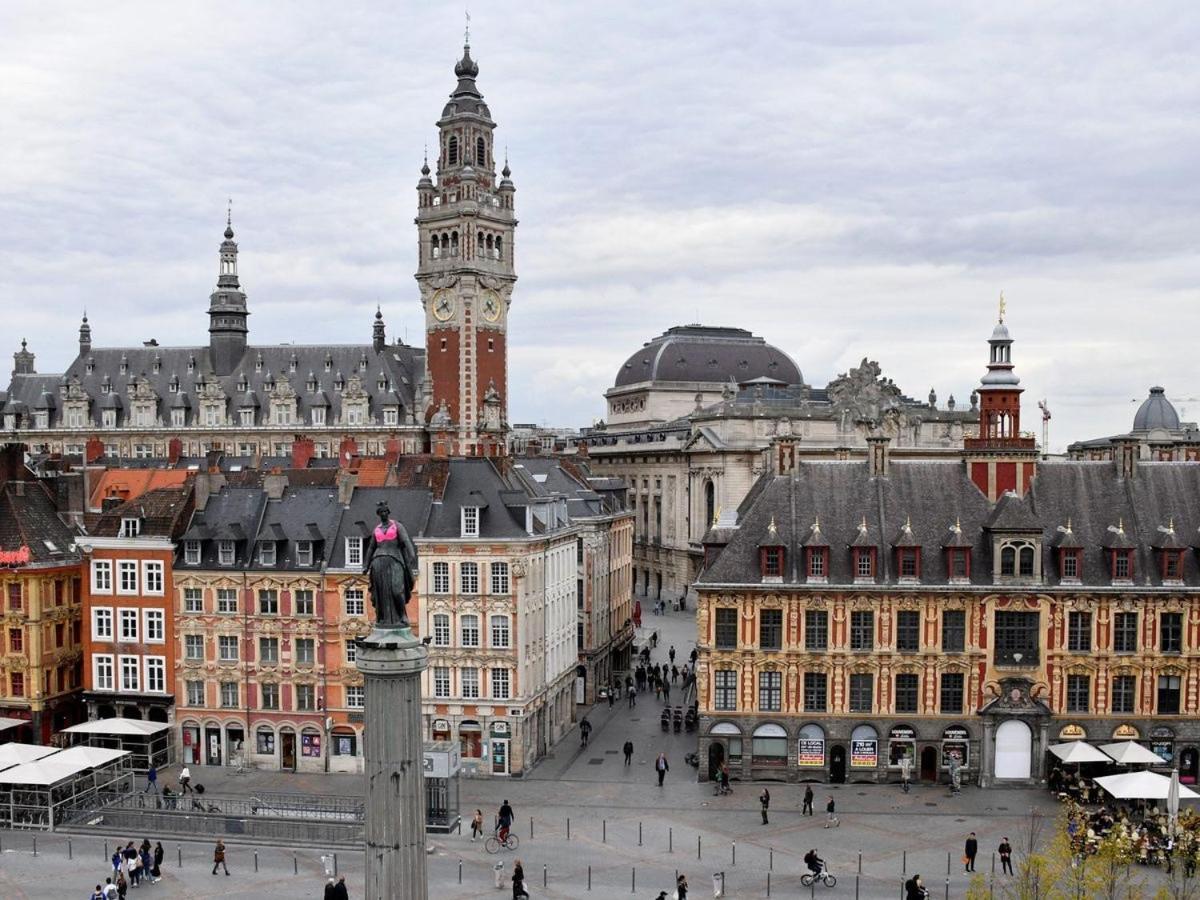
[700, 458, 1200, 589]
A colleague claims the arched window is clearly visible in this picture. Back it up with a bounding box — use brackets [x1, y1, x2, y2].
[440, 234, 449, 252]
[704, 480, 716, 528]
[477, 231, 484, 252]
[448, 136, 459, 166]
[486, 234, 494, 253]
[1000, 545, 1016, 576]
[1018, 546, 1036, 576]
[430, 234, 440, 259]
[476, 136, 486, 167]
[450, 231, 459, 256]
[495, 236, 503, 259]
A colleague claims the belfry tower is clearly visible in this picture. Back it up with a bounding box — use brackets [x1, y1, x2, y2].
[414, 40, 516, 457]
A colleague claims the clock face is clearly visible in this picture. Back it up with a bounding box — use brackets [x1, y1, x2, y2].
[432, 290, 455, 322]
[481, 289, 502, 322]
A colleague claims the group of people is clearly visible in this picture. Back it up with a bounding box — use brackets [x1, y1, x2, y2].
[621, 647, 698, 709]
[89, 839, 165, 898]
[1049, 766, 1102, 805]
[1064, 799, 1199, 873]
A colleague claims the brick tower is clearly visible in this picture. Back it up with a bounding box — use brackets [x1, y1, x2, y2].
[414, 41, 516, 457]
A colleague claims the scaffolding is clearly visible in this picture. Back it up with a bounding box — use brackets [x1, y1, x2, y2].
[0, 746, 133, 830]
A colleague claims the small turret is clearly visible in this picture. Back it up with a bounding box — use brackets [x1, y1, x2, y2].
[12, 338, 35, 377]
[79, 313, 91, 355]
[208, 205, 250, 375]
[373, 307, 386, 353]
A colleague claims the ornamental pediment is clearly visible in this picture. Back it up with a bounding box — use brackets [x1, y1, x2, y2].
[343, 374, 368, 401]
[271, 376, 298, 402]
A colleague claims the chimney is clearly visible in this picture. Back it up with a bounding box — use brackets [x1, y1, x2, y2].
[867, 435, 891, 478]
[0, 443, 25, 485]
[193, 469, 227, 512]
[1114, 436, 1139, 480]
[338, 436, 359, 466]
[292, 436, 316, 471]
[263, 472, 288, 500]
[337, 469, 358, 506]
[385, 437, 402, 466]
[774, 438, 798, 475]
[167, 437, 183, 465]
[85, 437, 104, 464]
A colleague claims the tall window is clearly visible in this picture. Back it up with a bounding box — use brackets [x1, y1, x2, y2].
[217, 588, 238, 614]
[898, 548, 919, 579]
[1161, 613, 1183, 653]
[294, 589, 314, 616]
[221, 682, 238, 708]
[803, 672, 827, 712]
[942, 610, 965, 652]
[850, 611, 874, 651]
[490, 669, 510, 700]
[345, 589, 365, 617]
[258, 590, 278, 615]
[761, 547, 783, 578]
[143, 610, 164, 643]
[895, 673, 920, 713]
[476, 135, 486, 166]
[183, 588, 203, 613]
[758, 671, 782, 712]
[92, 608, 113, 640]
[94, 655, 114, 691]
[144, 657, 166, 693]
[296, 541, 313, 567]
[119, 656, 139, 692]
[260, 683, 280, 710]
[218, 541, 235, 566]
[713, 670, 737, 710]
[1158, 675, 1182, 714]
[804, 610, 828, 652]
[296, 684, 315, 711]
[448, 135, 459, 165]
[490, 562, 510, 594]
[490, 615, 510, 648]
[119, 609, 138, 641]
[184, 634, 204, 661]
[433, 667, 451, 699]
[1111, 675, 1136, 714]
[461, 668, 480, 699]
[218, 635, 239, 662]
[1067, 611, 1092, 652]
[345, 537, 363, 567]
[994, 611, 1040, 665]
[186, 680, 204, 706]
[460, 562, 479, 594]
[940, 672, 964, 714]
[345, 686, 364, 709]
[1062, 551, 1079, 579]
[143, 562, 164, 594]
[1114, 612, 1138, 653]
[432, 614, 450, 646]
[715, 608, 738, 650]
[91, 560, 112, 593]
[259, 637, 279, 664]
[896, 610, 920, 652]
[432, 562, 450, 594]
[855, 548, 875, 579]
[295, 639, 315, 665]
[1066, 674, 1090, 712]
[461, 506, 479, 537]
[460, 614, 480, 647]
[117, 561, 138, 594]
[849, 673, 873, 712]
[759, 609, 783, 650]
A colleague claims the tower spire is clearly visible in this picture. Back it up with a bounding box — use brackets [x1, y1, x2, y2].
[208, 208, 249, 375]
[79, 310, 91, 355]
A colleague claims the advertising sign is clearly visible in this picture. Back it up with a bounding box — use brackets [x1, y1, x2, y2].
[798, 739, 825, 767]
[851, 739, 878, 768]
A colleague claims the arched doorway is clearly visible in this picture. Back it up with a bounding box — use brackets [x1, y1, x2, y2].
[280, 727, 297, 771]
[708, 723, 742, 780]
[1181, 747, 1199, 785]
[995, 720, 1033, 780]
[830, 745, 847, 783]
[708, 742, 726, 782]
[920, 746, 938, 782]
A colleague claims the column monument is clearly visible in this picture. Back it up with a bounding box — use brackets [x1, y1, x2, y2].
[356, 500, 428, 899]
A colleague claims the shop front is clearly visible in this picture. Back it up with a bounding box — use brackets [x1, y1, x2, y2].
[798, 723, 826, 782]
[888, 725, 917, 775]
[1150, 726, 1175, 770]
[941, 725, 971, 773]
[850, 724, 879, 782]
[750, 723, 789, 778]
[490, 721, 510, 776]
[706, 722, 743, 781]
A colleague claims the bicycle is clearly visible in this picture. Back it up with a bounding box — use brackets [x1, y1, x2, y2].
[801, 869, 837, 888]
[484, 830, 519, 853]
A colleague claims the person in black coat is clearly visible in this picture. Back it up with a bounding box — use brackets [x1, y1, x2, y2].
[965, 832, 978, 872]
[512, 859, 530, 899]
[332, 875, 349, 900]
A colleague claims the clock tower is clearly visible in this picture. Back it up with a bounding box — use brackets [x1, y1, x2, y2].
[415, 41, 516, 457]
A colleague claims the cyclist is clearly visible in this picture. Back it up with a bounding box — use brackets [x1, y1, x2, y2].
[497, 799, 514, 843]
[804, 849, 827, 879]
[580, 717, 592, 747]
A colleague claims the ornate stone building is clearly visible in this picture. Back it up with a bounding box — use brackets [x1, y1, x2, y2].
[587, 326, 979, 609]
[0, 41, 517, 462]
[1068, 386, 1200, 462]
[694, 314, 1200, 787]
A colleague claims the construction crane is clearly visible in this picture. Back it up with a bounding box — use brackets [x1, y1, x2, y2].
[1037, 400, 1051, 456]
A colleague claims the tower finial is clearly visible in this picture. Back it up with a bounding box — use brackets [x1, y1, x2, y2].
[224, 198, 234, 240]
[998, 290, 1006, 324]
[464, 8, 471, 46]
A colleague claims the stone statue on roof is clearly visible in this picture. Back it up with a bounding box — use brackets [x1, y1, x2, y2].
[828, 358, 903, 431]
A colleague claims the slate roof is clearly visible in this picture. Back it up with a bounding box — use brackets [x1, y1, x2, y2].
[244, 486, 344, 571]
[700, 458, 1200, 589]
[89, 469, 191, 512]
[327, 487, 433, 570]
[179, 487, 267, 567]
[613, 325, 802, 389]
[0, 478, 79, 567]
[91, 486, 194, 539]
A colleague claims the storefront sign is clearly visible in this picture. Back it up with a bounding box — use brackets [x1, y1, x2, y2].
[432, 718, 451, 733]
[1113, 724, 1140, 740]
[851, 739, 878, 768]
[1152, 742, 1174, 766]
[490, 721, 509, 736]
[301, 733, 321, 757]
[1151, 726, 1175, 739]
[943, 726, 970, 742]
[1059, 724, 1087, 740]
[889, 725, 917, 740]
[0, 546, 30, 566]
[798, 739, 825, 767]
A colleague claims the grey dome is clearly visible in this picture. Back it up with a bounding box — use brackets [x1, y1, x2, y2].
[1133, 386, 1179, 432]
[614, 325, 802, 388]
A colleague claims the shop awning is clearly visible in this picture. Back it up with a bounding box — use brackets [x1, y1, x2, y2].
[1049, 741, 1110, 764]
[1101, 741, 1167, 766]
[1095, 771, 1200, 801]
[62, 719, 169, 737]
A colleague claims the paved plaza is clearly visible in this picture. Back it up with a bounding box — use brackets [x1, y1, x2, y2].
[2, 610, 1074, 898]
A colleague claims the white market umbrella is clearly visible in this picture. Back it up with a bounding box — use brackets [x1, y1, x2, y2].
[1101, 741, 1168, 766]
[1050, 742, 1111, 764]
[1094, 771, 1200, 801]
[1169, 768, 1182, 838]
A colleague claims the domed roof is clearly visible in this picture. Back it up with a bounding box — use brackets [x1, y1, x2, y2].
[1133, 386, 1180, 432]
[613, 325, 802, 389]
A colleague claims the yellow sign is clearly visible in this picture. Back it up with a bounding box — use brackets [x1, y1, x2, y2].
[1113, 724, 1140, 740]
[1058, 724, 1086, 740]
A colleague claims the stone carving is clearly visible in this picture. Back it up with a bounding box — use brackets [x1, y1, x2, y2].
[363, 501, 419, 629]
[827, 359, 903, 431]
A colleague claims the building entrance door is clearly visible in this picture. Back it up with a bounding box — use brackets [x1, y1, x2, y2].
[205, 726, 222, 766]
[492, 738, 509, 775]
[281, 729, 296, 771]
[830, 745, 846, 783]
[707, 742, 725, 782]
[920, 745, 938, 782]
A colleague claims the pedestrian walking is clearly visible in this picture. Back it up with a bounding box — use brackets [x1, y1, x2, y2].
[676, 872, 689, 899]
[654, 678, 662, 701]
[802, 785, 814, 816]
[824, 796, 839, 827]
[152, 841, 163, 882]
[964, 831, 978, 872]
[671, 664, 679, 685]
[627, 683, 637, 708]
[471, 808, 484, 841]
[143, 764, 158, 793]
[623, 740, 634, 766]
[325, 878, 338, 900]
[580, 717, 592, 747]
[332, 875, 349, 900]
[998, 836, 1013, 875]
[512, 858, 530, 899]
[690, 647, 698, 665]
[655, 751, 669, 786]
[115, 873, 127, 900]
[669, 645, 676, 665]
[179, 766, 192, 794]
[760, 788, 770, 825]
[91, 885, 105, 900]
[905, 873, 928, 899]
[608, 684, 616, 708]
[211, 839, 229, 875]
[899, 756, 912, 793]
[662, 679, 671, 702]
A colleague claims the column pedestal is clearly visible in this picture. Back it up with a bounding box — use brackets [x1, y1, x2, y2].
[356, 627, 429, 900]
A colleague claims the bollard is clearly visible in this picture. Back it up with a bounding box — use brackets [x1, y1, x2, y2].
[68, 838, 72, 860]
[992, 852, 996, 874]
[811, 875, 816, 898]
[767, 872, 771, 896]
[254, 850, 259, 872]
[856, 874, 861, 900]
[603, 819, 607, 843]
[105, 840, 109, 861]
[294, 854, 298, 875]
[333, 852, 338, 876]
[732, 840, 736, 866]
[945, 876, 950, 900]
[669, 827, 673, 853]
[858, 851, 862, 874]
[458, 859, 462, 883]
[770, 847, 774, 871]
[632, 866, 636, 893]
[903, 850, 907, 874]
[698, 834, 702, 860]
[567, 817, 571, 840]
[543, 864, 547, 887]
[33, 836, 37, 857]
[588, 865, 591, 891]
[178, 847, 182, 868]
[530, 816, 534, 840]
[639, 821, 643, 847]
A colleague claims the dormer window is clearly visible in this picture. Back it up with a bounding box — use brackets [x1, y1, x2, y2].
[169, 376, 179, 393]
[1109, 549, 1134, 582]
[184, 540, 200, 565]
[238, 375, 248, 393]
[760, 546, 784, 580]
[259, 541, 276, 566]
[296, 541, 313, 567]
[325, 353, 333, 372]
[217, 540, 235, 566]
[1060, 549, 1082, 581]
[1163, 550, 1184, 582]
[378, 375, 388, 392]
[255, 353, 263, 373]
[119, 517, 141, 538]
[806, 547, 828, 579]
[995, 539, 1040, 581]
[948, 548, 971, 581]
[852, 547, 876, 582]
[307, 375, 317, 392]
[187, 355, 196, 373]
[461, 506, 480, 538]
[897, 548, 921, 580]
[334, 373, 344, 392]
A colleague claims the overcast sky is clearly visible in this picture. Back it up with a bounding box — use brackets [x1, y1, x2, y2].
[2, 2, 1198, 450]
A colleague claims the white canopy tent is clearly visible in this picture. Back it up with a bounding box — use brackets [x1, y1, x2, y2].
[1101, 741, 1168, 766]
[0, 746, 132, 829]
[0, 717, 28, 734]
[1094, 771, 1200, 801]
[62, 718, 171, 770]
[0, 744, 57, 772]
[1049, 741, 1111, 764]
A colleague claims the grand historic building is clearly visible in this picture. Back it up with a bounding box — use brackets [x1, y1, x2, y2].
[587, 325, 979, 610]
[0, 41, 516, 462]
[695, 313, 1200, 787]
[1068, 386, 1200, 462]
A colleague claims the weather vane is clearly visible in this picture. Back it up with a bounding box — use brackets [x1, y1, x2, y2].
[227, 197, 232, 227]
[465, 9, 471, 45]
[998, 290, 1006, 324]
